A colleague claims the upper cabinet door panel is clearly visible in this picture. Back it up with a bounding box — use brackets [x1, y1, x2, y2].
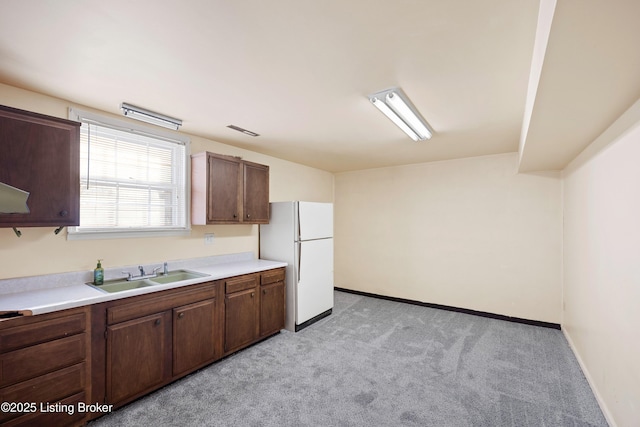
[207, 155, 241, 223]
[243, 161, 269, 224]
[0, 105, 80, 227]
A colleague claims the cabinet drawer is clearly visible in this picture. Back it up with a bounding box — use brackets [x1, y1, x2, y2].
[0, 363, 86, 424]
[107, 283, 216, 325]
[0, 312, 86, 353]
[0, 334, 85, 387]
[2, 391, 87, 427]
[225, 274, 258, 294]
[261, 268, 284, 285]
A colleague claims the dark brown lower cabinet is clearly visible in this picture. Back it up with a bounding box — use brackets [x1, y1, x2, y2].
[92, 268, 284, 421]
[0, 307, 90, 427]
[94, 282, 221, 411]
[0, 268, 285, 426]
[224, 287, 259, 353]
[260, 282, 285, 337]
[105, 296, 220, 402]
[260, 268, 286, 337]
[106, 311, 171, 405]
[0, 392, 87, 427]
[173, 299, 217, 377]
[224, 268, 286, 356]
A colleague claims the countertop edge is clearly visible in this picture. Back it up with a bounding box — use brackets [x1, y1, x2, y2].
[0, 259, 287, 318]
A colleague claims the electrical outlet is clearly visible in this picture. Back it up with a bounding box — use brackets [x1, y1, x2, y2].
[204, 233, 214, 245]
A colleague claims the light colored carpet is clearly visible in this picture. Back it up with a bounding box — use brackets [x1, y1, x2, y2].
[89, 291, 607, 426]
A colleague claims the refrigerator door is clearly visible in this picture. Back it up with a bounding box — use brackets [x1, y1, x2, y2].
[297, 202, 333, 241]
[296, 238, 334, 325]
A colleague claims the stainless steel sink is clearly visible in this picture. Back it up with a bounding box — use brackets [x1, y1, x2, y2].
[88, 269, 208, 293]
[147, 269, 208, 285]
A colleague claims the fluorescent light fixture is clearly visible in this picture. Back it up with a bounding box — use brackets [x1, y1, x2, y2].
[371, 97, 420, 141]
[368, 88, 432, 141]
[121, 103, 182, 130]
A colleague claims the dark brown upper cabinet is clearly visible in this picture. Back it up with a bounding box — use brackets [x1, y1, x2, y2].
[242, 160, 270, 223]
[0, 105, 80, 228]
[191, 152, 269, 225]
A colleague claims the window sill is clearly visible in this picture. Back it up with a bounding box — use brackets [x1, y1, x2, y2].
[66, 228, 191, 241]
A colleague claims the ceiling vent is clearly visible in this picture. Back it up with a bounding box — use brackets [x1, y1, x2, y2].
[227, 125, 260, 137]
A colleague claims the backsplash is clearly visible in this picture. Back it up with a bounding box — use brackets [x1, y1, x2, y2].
[0, 252, 254, 295]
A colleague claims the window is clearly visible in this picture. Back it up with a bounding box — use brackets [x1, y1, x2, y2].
[68, 108, 190, 240]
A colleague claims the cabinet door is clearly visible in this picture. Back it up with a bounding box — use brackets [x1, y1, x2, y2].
[0, 105, 80, 227]
[260, 281, 285, 337]
[224, 289, 259, 353]
[106, 311, 170, 405]
[243, 161, 269, 223]
[207, 154, 242, 223]
[173, 299, 216, 377]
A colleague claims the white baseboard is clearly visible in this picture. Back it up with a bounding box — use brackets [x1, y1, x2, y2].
[562, 328, 616, 427]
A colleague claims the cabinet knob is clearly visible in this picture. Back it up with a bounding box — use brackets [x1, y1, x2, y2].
[251, 292, 255, 298]
[233, 213, 238, 218]
[178, 312, 185, 319]
[263, 289, 267, 295]
[154, 319, 161, 326]
[246, 213, 250, 218]
[59, 210, 68, 217]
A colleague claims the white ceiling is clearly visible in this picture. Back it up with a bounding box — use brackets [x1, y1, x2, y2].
[0, 0, 638, 173]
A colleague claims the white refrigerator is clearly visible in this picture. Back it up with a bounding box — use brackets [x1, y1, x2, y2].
[260, 201, 334, 332]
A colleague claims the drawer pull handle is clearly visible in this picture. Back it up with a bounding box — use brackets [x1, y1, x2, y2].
[155, 319, 161, 326]
[178, 312, 185, 319]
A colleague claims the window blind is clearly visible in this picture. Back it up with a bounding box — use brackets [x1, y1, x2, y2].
[71, 115, 188, 235]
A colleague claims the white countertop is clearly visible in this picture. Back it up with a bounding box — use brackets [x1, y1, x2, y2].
[0, 255, 286, 317]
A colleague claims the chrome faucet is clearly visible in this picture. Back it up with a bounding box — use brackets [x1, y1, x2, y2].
[123, 263, 168, 281]
[123, 265, 161, 281]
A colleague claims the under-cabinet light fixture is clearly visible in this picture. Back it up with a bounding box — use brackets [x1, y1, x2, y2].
[121, 103, 182, 130]
[368, 88, 432, 141]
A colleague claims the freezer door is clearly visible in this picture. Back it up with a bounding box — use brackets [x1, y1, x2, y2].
[296, 238, 334, 325]
[297, 202, 333, 241]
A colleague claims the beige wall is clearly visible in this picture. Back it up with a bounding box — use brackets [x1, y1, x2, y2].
[5, 80, 638, 425]
[335, 152, 563, 323]
[562, 114, 640, 427]
[0, 83, 333, 280]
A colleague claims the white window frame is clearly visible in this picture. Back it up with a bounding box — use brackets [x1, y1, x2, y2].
[67, 107, 191, 240]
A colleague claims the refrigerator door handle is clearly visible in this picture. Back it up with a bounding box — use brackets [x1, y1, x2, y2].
[297, 241, 301, 283]
[296, 202, 301, 241]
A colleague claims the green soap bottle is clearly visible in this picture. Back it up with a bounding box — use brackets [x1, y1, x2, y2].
[94, 259, 104, 285]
